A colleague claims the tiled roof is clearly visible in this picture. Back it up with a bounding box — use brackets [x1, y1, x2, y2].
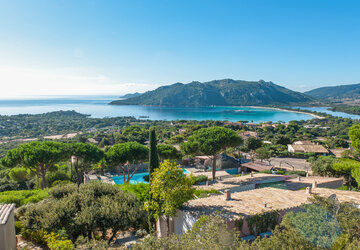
[185, 187, 360, 218]
[0, 203, 15, 224]
[290, 144, 328, 153]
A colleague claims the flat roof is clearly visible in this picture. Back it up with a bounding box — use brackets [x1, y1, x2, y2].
[0, 204, 15, 224]
[185, 187, 360, 218]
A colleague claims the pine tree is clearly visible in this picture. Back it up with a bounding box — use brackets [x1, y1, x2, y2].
[149, 128, 159, 179]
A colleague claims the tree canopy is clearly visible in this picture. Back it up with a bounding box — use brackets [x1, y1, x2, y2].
[181, 126, 242, 179]
[2, 141, 67, 189]
[67, 142, 104, 186]
[156, 144, 181, 161]
[145, 160, 194, 235]
[105, 142, 148, 183]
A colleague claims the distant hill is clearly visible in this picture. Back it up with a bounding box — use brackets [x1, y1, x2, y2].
[119, 92, 142, 99]
[110, 79, 313, 107]
[305, 83, 360, 101]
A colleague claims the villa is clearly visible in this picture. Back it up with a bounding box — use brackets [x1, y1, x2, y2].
[156, 186, 360, 238]
[288, 141, 328, 155]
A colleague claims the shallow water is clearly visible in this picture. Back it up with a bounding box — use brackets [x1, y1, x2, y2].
[0, 96, 316, 123]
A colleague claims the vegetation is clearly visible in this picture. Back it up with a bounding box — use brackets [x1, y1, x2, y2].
[0, 189, 49, 207]
[0, 110, 137, 138]
[181, 126, 242, 179]
[105, 142, 149, 183]
[67, 142, 104, 186]
[156, 144, 181, 161]
[148, 128, 159, 179]
[20, 182, 145, 244]
[145, 160, 194, 235]
[305, 82, 360, 101]
[2, 141, 68, 189]
[330, 106, 360, 115]
[111, 79, 313, 106]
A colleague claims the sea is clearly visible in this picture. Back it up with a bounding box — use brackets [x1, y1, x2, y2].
[0, 96, 358, 123]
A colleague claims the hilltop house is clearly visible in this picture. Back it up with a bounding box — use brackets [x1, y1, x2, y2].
[156, 186, 360, 237]
[287, 141, 328, 155]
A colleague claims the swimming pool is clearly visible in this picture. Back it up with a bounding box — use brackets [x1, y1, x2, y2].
[112, 168, 190, 185]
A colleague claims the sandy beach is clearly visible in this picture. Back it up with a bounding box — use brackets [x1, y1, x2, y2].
[248, 106, 324, 119]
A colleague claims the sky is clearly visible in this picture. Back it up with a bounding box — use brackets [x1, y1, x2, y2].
[0, 0, 359, 98]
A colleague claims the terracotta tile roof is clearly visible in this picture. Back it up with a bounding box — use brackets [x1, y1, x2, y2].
[0, 203, 15, 224]
[242, 162, 273, 172]
[290, 144, 328, 153]
[329, 148, 348, 158]
[185, 187, 360, 218]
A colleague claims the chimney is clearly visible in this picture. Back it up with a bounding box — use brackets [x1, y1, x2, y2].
[306, 187, 312, 194]
[312, 181, 317, 189]
[225, 189, 231, 200]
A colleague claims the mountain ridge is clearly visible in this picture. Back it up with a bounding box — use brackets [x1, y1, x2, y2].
[110, 79, 313, 107]
[305, 83, 360, 101]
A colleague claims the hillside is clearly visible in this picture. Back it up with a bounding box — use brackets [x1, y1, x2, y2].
[119, 92, 142, 99]
[305, 83, 360, 101]
[110, 79, 313, 107]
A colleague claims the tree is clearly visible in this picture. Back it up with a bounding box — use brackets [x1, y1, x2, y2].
[332, 158, 360, 189]
[272, 135, 291, 146]
[148, 128, 159, 179]
[310, 156, 336, 177]
[243, 136, 262, 162]
[122, 125, 148, 144]
[349, 124, 360, 152]
[22, 182, 145, 244]
[156, 144, 181, 161]
[105, 142, 148, 183]
[181, 126, 243, 180]
[145, 160, 194, 236]
[255, 146, 272, 164]
[9, 167, 34, 190]
[2, 141, 67, 189]
[67, 143, 104, 186]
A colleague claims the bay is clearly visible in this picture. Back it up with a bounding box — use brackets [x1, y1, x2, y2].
[0, 96, 339, 123]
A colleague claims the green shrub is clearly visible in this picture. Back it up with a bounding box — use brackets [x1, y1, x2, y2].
[284, 171, 307, 177]
[259, 170, 272, 174]
[0, 189, 49, 207]
[118, 182, 150, 202]
[15, 221, 25, 234]
[193, 189, 220, 198]
[46, 171, 70, 187]
[44, 232, 73, 250]
[51, 180, 73, 187]
[193, 175, 208, 184]
[22, 228, 48, 245]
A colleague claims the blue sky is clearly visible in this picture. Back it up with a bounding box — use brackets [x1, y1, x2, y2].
[0, 0, 359, 97]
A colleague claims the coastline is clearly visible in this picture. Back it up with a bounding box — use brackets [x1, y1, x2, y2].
[247, 106, 324, 119]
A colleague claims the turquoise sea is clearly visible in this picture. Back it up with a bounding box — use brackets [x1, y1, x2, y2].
[0, 96, 358, 123]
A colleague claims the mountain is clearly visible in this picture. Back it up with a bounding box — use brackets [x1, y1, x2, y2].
[110, 79, 313, 107]
[119, 92, 142, 99]
[305, 83, 360, 101]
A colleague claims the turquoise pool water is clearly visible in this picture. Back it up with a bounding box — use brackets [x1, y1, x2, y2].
[112, 168, 190, 185]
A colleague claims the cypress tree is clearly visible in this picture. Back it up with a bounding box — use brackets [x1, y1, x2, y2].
[148, 128, 159, 233]
[149, 128, 159, 179]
